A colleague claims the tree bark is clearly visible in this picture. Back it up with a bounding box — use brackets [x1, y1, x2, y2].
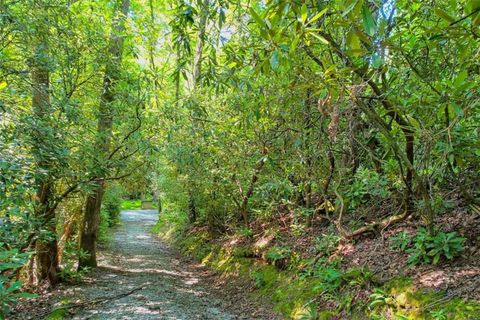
[239, 157, 266, 225]
[186, 0, 209, 224]
[31, 22, 60, 285]
[79, 0, 130, 269]
[192, 0, 208, 86]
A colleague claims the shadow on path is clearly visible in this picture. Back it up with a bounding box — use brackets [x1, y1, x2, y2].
[50, 210, 248, 320]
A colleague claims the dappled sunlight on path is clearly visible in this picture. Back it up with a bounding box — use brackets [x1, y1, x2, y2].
[54, 210, 247, 319]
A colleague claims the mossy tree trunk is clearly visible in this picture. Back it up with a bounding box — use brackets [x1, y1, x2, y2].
[79, 0, 130, 269]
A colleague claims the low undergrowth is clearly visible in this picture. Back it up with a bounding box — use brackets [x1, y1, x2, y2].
[154, 209, 480, 319]
[120, 199, 142, 210]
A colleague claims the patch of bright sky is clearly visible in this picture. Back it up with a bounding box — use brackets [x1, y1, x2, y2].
[379, 0, 396, 24]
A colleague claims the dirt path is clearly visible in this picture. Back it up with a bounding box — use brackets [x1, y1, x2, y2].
[15, 210, 280, 319]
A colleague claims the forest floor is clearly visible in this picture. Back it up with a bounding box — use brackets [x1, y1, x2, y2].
[12, 210, 281, 320]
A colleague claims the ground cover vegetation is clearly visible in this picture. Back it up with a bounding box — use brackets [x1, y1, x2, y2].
[1, 0, 480, 319]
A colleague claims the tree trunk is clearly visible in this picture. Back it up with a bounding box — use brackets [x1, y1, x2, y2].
[31, 24, 60, 285]
[79, 186, 104, 268]
[78, 0, 130, 270]
[192, 0, 208, 86]
[239, 157, 266, 225]
[185, 0, 209, 224]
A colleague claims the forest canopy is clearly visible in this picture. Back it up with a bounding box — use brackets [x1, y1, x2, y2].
[1, 0, 479, 318]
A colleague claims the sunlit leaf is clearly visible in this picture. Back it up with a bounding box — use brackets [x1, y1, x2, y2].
[362, 5, 376, 36]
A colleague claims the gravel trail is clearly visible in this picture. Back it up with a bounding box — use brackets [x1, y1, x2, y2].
[44, 210, 269, 319]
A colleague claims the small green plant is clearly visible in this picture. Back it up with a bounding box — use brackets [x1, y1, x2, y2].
[265, 246, 291, 269]
[429, 309, 448, 320]
[313, 234, 340, 256]
[316, 267, 343, 292]
[236, 226, 253, 238]
[290, 222, 306, 237]
[298, 304, 319, 320]
[59, 241, 91, 282]
[250, 270, 266, 288]
[313, 264, 344, 293]
[369, 288, 393, 309]
[0, 247, 36, 317]
[343, 268, 374, 287]
[265, 246, 291, 262]
[406, 228, 465, 266]
[389, 231, 411, 251]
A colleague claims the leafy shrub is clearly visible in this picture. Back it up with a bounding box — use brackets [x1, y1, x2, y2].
[313, 234, 340, 256]
[265, 246, 291, 269]
[389, 231, 411, 251]
[407, 229, 465, 266]
[250, 270, 266, 288]
[236, 226, 253, 238]
[0, 247, 36, 317]
[266, 246, 291, 262]
[102, 185, 123, 226]
[59, 241, 91, 282]
[394, 228, 466, 266]
[346, 167, 391, 209]
[369, 288, 393, 310]
[290, 222, 306, 237]
[314, 266, 344, 292]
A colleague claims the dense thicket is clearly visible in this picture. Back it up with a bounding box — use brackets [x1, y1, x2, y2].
[0, 0, 479, 317]
[160, 0, 480, 237]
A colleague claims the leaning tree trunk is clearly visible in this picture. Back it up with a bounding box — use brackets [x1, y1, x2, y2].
[78, 0, 130, 269]
[186, 0, 209, 224]
[31, 33, 60, 285]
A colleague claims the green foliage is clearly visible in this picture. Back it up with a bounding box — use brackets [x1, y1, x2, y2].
[58, 241, 91, 282]
[429, 309, 448, 320]
[102, 185, 123, 226]
[389, 231, 411, 251]
[265, 246, 291, 263]
[297, 305, 319, 320]
[120, 199, 142, 210]
[313, 234, 340, 256]
[369, 288, 393, 310]
[236, 226, 253, 238]
[0, 247, 36, 317]
[346, 167, 391, 209]
[313, 265, 344, 292]
[369, 277, 480, 319]
[250, 270, 267, 289]
[405, 228, 465, 266]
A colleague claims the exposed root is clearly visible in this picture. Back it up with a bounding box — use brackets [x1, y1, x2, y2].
[344, 210, 411, 240]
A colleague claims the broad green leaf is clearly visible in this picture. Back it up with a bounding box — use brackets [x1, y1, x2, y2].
[0, 82, 6, 90]
[371, 54, 383, 68]
[301, 4, 308, 23]
[362, 5, 376, 36]
[270, 50, 279, 70]
[307, 8, 327, 25]
[451, 103, 464, 117]
[309, 32, 329, 44]
[342, 0, 360, 17]
[249, 8, 266, 28]
[453, 70, 468, 88]
[289, 35, 300, 54]
[14, 292, 38, 298]
[7, 281, 22, 292]
[433, 8, 456, 22]
[346, 31, 363, 56]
